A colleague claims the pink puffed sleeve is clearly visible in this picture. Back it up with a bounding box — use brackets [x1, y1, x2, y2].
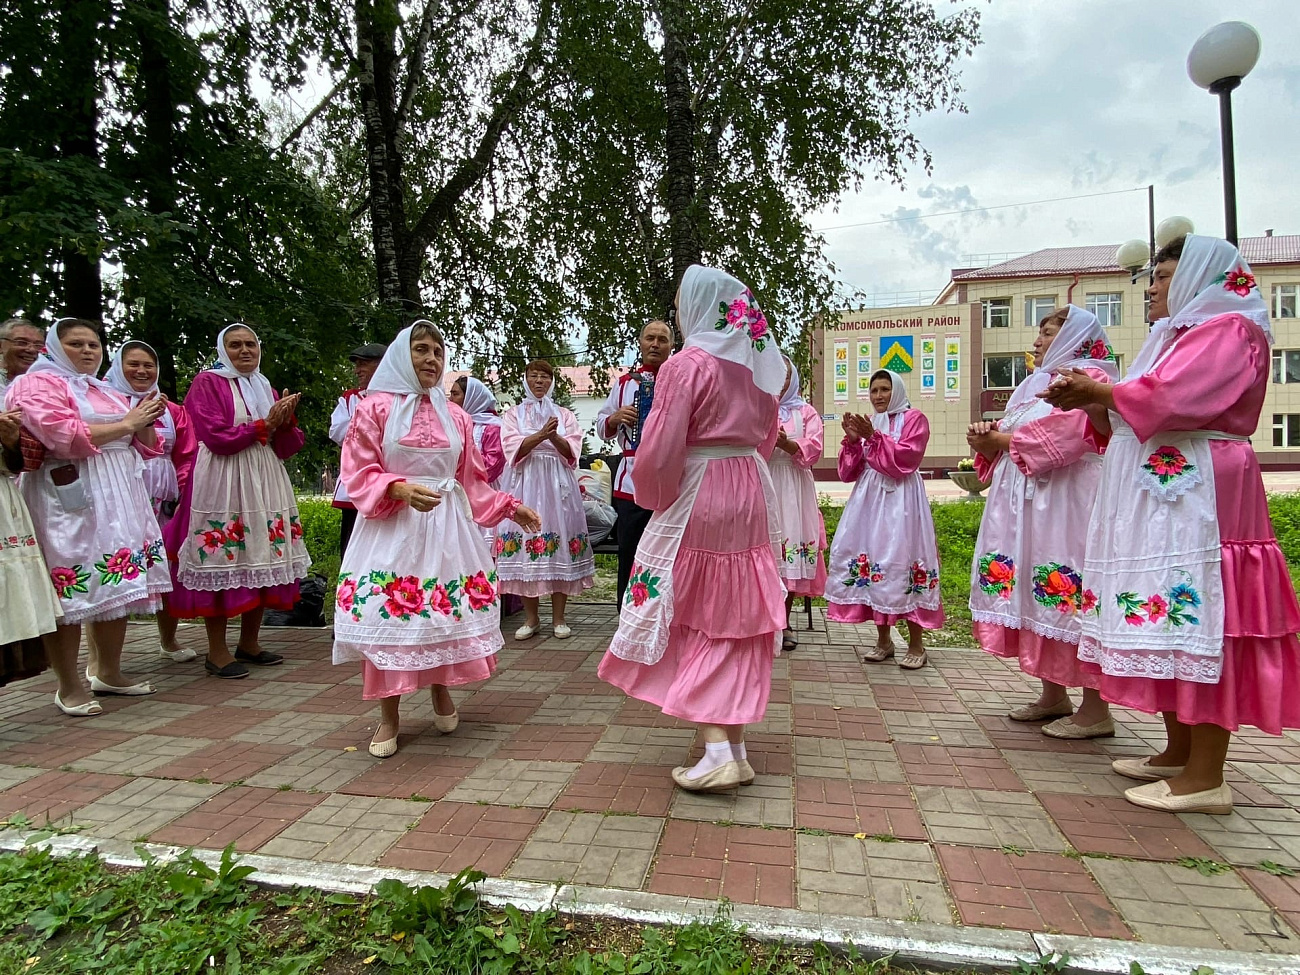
[340, 395, 407, 520]
[1111, 315, 1264, 442]
[452, 409, 521, 526]
[168, 402, 198, 498]
[865, 410, 928, 479]
[184, 372, 266, 455]
[5, 373, 96, 459]
[837, 436, 867, 482]
[788, 405, 824, 469]
[479, 424, 505, 483]
[632, 354, 694, 511]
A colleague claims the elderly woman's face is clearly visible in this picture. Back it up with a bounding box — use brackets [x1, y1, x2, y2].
[1146, 259, 1178, 322]
[1031, 320, 1062, 367]
[223, 328, 260, 372]
[869, 377, 893, 413]
[60, 326, 102, 376]
[122, 347, 159, 391]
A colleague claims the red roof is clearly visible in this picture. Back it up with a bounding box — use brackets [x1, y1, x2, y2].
[952, 234, 1300, 282]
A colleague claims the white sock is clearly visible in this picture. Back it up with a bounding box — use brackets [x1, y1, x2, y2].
[731, 741, 747, 763]
[685, 740, 735, 780]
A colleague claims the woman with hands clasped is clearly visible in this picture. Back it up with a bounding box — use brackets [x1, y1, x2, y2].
[495, 359, 595, 640]
[967, 306, 1118, 739]
[333, 321, 540, 757]
[164, 324, 311, 679]
[826, 370, 943, 670]
[6, 318, 171, 714]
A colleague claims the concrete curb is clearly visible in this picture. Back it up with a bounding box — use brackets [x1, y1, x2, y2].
[2, 829, 1296, 975]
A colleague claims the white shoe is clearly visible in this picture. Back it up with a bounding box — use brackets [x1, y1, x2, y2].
[87, 673, 156, 696]
[368, 736, 399, 758]
[55, 692, 102, 717]
[553, 624, 571, 639]
[514, 623, 541, 640]
[160, 646, 197, 663]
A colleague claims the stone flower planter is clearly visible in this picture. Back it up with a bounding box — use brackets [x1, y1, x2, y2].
[949, 469, 992, 500]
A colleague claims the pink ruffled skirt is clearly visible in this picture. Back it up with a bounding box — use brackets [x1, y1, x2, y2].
[361, 656, 496, 700]
[975, 622, 1099, 690]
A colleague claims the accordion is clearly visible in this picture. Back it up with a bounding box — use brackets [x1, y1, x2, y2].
[629, 371, 656, 449]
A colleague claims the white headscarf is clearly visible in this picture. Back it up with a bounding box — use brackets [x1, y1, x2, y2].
[211, 323, 275, 419]
[367, 322, 458, 450]
[1127, 235, 1272, 381]
[25, 318, 117, 399]
[105, 341, 175, 439]
[869, 369, 911, 439]
[519, 367, 562, 434]
[459, 376, 501, 427]
[778, 356, 807, 424]
[677, 265, 785, 395]
[1007, 305, 1118, 413]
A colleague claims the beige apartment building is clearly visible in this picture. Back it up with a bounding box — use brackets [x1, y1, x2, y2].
[809, 233, 1300, 478]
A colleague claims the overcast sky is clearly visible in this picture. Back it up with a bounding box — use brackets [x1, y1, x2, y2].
[814, 0, 1300, 305]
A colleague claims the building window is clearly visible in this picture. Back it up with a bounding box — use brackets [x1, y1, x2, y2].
[984, 355, 1029, 390]
[1274, 350, 1300, 384]
[1024, 295, 1056, 328]
[1275, 284, 1299, 319]
[982, 298, 1011, 329]
[1274, 414, 1300, 447]
[1086, 292, 1123, 327]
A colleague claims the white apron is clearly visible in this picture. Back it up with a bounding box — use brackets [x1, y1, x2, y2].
[177, 378, 310, 592]
[969, 397, 1103, 642]
[608, 446, 784, 665]
[333, 411, 503, 670]
[1077, 415, 1237, 684]
[768, 411, 823, 585]
[826, 414, 942, 615]
[494, 444, 595, 585]
[21, 387, 170, 624]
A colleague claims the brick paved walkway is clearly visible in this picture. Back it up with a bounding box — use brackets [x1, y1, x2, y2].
[3, 604, 1300, 955]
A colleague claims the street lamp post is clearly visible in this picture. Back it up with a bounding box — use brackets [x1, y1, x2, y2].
[1187, 21, 1261, 246]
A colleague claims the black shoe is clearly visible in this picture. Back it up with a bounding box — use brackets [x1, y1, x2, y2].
[234, 649, 284, 666]
[205, 658, 250, 679]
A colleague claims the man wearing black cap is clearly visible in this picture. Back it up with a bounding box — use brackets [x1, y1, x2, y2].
[330, 342, 387, 556]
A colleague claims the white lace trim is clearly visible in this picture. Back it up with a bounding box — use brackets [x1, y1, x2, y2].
[178, 553, 312, 592]
[1077, 637, 1224, 684]
[333, 631, 502, 670]
[969, 608, 1080, 644]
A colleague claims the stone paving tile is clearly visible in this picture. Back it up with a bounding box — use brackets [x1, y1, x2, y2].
[795, 833, 953, 922]
[495, 724, 604, 762]
[380, 801, 545, 875]
[78, 700, 205, 733]
[611, 698, 694, 729]
[648, 820, 796, 908]
[670, 774, 793, 827]
[791, 705, 890, 742]
[72, 733, 214, 776]
[151, 786, 326, 852]
[789, 682, 878, 709]
[259, 793, 430, 863]
[791, 738, 904, 782]
[149, 706, 280, 739]
[554, 763, 677, 817]
[0, 726, 134, 768]
[0, 764, 44, 792]
[1180, 806, 1300, 868]
[442, 759, 579, 807]
[71, 777, 224, 839]
[458, 691, 547, 725]
[339, 754, 481, 801]
[150, 740, 299, 784]
[506, 810, 663, 888]
[223, 681, 334, 710]
[1001, 749, 1130, 798]
[587, 725, 697, 765]
[0, 770, 126, 823]
[231, 711, 353, 746]
[1038, 792, 1219, 861]
[976, 715, 1105, 754]
[872, 684, 969, 714]
[895, 743, 1027, 792]
[528, 694, 623, 726]
[794, 778, 926, 839]
[1086, 857, 1300, 952]
[935, 844, 1133, 938]
[243, 746, 375, 793]
[884, 711, 992, 747]
[915, 786, 1068, 852]
[1241, 867, 1300, 937]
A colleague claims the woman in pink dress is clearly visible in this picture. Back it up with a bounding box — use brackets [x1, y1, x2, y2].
[104, 342, 199, 662]
[6, 318, 170, 714]
[967, 306, 1118, 739]
[826, 370, 944, 670]
[1045, 234, 1300, 814]
[769, 356, 827, 650]
[333, 322, 540, 756]
[164, 325, 311, 679]
[599, 265, 786, 793]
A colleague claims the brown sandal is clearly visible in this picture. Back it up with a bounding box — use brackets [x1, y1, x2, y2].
[862, 644, 895, 663]
[899, 648, 928, 670]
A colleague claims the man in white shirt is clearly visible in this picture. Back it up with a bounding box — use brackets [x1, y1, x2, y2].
[594, 319, 672, 605]
[329, 342, 387, 556]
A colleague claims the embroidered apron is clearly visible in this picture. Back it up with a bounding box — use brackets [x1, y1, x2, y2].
[1077, 417, 1242, 684]
[608, 446, 783, 665]
[333, 403, 503, 670]
[768, 411, 823, 585]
